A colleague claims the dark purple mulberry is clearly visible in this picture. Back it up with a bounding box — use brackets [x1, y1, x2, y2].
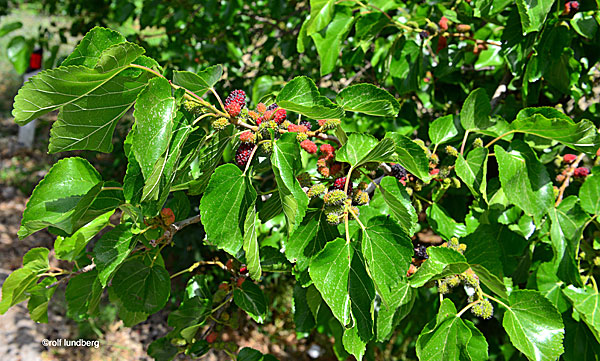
[225, 90, 246, 108]
[390, 164, 407, 180]
[299, 120, 312, 130]
[235, 143, 254, 167]
[266, 103, 278, 111]
[414, 244, 429, 260]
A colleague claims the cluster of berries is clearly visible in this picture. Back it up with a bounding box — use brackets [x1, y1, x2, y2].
[306, 178, 370, 225]
[555, 153, 589, 182]
[224, 89, 246, 117]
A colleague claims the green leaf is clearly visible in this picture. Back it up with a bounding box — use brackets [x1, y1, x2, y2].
[563, 315, 600, 361]
[62, 26, 126, 67]
[376, 283, 415, 341]
[200, 164, 256, 255]
[18, 157, 102, 238]
[276, 76, 344, 120]
[48, 66, 151, 153]
[13, 62, 140, 127]
[112, 259, 170, 314]
[390, 37, 421, 95]
[310, 8, 354, 76]
[132, 77, 177, 181]
[416, 299, 489, 361]
[141, 113, 194, 203]
[536, 262, 570, 313]
[455, 147, 488, 201]
[580, 173, 600, 215]
[548, 198, 589, 285]
[384, 132, 432, 182]
[362, 216, 413, 307]
[293, 284, 316, 332]
[93, 224, 136, 287]
[286, 209, 340, 270]
[462, 227, 504, 278]
[571, 11, 599, 39]
[429, 115, 459, 146]
[516, 0, 555, 34]
[460, 88, 492, 131]
[27, 277, 57, 323]
[495, 140, 553, 224]
[306, 0, 335, 35]
[172, 65, 223, 97]
[61, 181, 124, 233]
[54, 211, 113, 261]
[0, 21, 22, 37]
[94, 42, 145, 73]
[65, 270, 102, 321]
[470, 264, 508, 300]
[309, 238, 352, 327]
[336, 83, 400, 117]
[147, 337, 178, 361]
[342, 325, 367, 360]
[7, 36, 34, 74]
[409, 247, 470, 288]
[348, 247, 375, 342]
[502, 290, 565, 361]
[0, 248, 51, 314]
[426, 203, 468, 241]
[562, 285, 600, 343]
[512, 109, 600, 154]
[233, 281, 268, 323]
[378, 176, 418, 234]
[243, 205, 262, 281]
[271, 133, 309, 234]
[336, 133, 396, 169]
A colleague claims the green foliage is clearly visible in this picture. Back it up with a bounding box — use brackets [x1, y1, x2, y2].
[3, 0, 600, 358]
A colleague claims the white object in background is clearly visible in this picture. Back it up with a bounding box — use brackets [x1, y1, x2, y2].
[17, 69, 41, 149]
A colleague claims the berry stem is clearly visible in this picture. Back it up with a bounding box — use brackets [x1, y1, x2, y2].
[555, 153, 585, 206]
[242, 144, 259, 176]
[170, 260, 227, 279]
[193, 112, 217, 125]
[348, 206, 366, 231]
[456, 299, 481, 318]
[484, 130, 516, 149]
[459, 130, 470, 155]
[209, 87, 227, 114]
[481, 292, 509, 310]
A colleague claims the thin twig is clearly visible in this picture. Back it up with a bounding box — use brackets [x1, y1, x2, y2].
[45, 263, 96, 289]
[555, 153, 586, 206]
[490, 72, 512, 111]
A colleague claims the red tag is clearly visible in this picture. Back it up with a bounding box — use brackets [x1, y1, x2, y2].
[29, 53, 42, 70]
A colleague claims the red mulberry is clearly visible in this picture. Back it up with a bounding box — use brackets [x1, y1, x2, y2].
[574, 167, 589, 178]
[563, 154, 577, 163]
[226, 103, 242, 117]
[235, 143, 255, 167]
[239, 131, 255, 143]
[320, 144, 335, 155]
[300, 140, 317, 154]
[333, 177, 351, 192]
[273, 108, 287, 124]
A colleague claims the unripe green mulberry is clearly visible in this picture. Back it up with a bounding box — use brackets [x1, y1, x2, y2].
[326, 212, 342, 225]
[471, 299, 493, 319]
[353, 190, 370, 205]
[349, 206, 360, 218]
[324, 190, 347, 206]
[261, 141, 273, 154]
[445, 275, 461, 288]
[460, 268, 479, 288]
[438, 280, 450, 295]
[308, 184, 326, 198]
[450, 177, 461, 188]
[183, 100, 202, 114]
[445, 145, 459, 157]
[473, 138, 484, 148]
[318, 119, 341, 130]
[358, 182, 368, 190]
[296, 132, 308, 142]
[297, 172, 312, 187]
[212, 117, 230, 130]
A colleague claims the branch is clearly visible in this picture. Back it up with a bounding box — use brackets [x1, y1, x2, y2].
[46, 263, 96, 289]
[555, 154, 585, 206]
[157, 214, 203, 245]
[490, 72, 512, 111]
